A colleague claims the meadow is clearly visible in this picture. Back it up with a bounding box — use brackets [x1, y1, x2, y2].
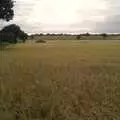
[0, 40, 120, 120]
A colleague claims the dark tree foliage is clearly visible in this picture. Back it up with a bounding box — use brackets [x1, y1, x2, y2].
[85, 32, 90, 36]
[1, 24, 20, 34]
[2, 24, 20, 32]
[0, 24, 28, 44]
[0, 32, 15, 44]
[1, 24, 20, 43]
[76, 35, 81, 40]
[82, 33, 90, 36]
[0, 0, 14, 21]
[101, 33, 107, 39]
[18, 30, 28, 43]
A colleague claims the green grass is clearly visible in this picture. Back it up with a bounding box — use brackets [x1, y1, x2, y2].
[0, 40, 120, 120]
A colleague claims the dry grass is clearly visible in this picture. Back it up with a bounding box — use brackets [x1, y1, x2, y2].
[0, 40, 120, 120]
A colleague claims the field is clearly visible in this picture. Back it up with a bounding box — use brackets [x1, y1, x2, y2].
[0, 40, 120, 120]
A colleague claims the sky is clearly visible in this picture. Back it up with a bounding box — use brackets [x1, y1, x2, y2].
[0, 0, 120, 34]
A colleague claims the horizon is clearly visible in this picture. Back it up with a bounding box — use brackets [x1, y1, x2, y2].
[28, 32, 120, 36]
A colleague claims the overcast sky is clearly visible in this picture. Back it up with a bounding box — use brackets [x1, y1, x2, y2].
[1, 0, 120, 34]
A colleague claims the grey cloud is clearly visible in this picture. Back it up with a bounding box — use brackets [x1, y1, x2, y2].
[69, 20, 94, 33]
[1, 0, 120, 34]
[95, 15, 120, 33]
[94, 0, 120, 33]
[72, 0, 120, 33]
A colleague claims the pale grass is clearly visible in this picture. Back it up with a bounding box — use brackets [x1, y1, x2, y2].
[0, 40, 120, 120]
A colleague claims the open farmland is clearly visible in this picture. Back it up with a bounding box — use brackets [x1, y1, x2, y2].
[0, 40, 120, 120]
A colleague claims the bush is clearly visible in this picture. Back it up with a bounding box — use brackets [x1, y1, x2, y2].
[36, 39, 46, 43]
[76, 35, 81, 40]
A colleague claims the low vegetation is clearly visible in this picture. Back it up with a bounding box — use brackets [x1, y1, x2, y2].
[29, 33, 120, 41]
[0, 40, 120, 120]
[36, 39, 46, 43]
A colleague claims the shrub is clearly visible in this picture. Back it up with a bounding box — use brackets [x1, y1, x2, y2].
[76, 35, 81, 40]
[36, 39, 46, 43]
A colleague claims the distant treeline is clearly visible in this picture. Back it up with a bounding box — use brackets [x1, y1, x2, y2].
[29, 33, 120, 40]
[29, 33, 120, 36]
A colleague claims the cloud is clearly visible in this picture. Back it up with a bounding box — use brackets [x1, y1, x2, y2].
[27, 0, 108, 33]
[94, 0, 120, 33]
[69, 0, 120, 33]
[0, 0, 120, 33]
[94, 15, 120, 33]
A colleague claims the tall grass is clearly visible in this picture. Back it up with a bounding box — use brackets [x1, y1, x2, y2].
[0, 40, 120, 120]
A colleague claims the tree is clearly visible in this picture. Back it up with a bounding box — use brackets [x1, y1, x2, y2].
[101, 33, 107, 39]
[0, 24, 28, 43]
[0, 1, 28, 44]
[1, 24, 20, 43]
[0, 32, 15, 44]
[84, 32, 90, 37]
[18, 30, 28, 43]
[0, 0, 14, 21]
[76, 35, 81, 40]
